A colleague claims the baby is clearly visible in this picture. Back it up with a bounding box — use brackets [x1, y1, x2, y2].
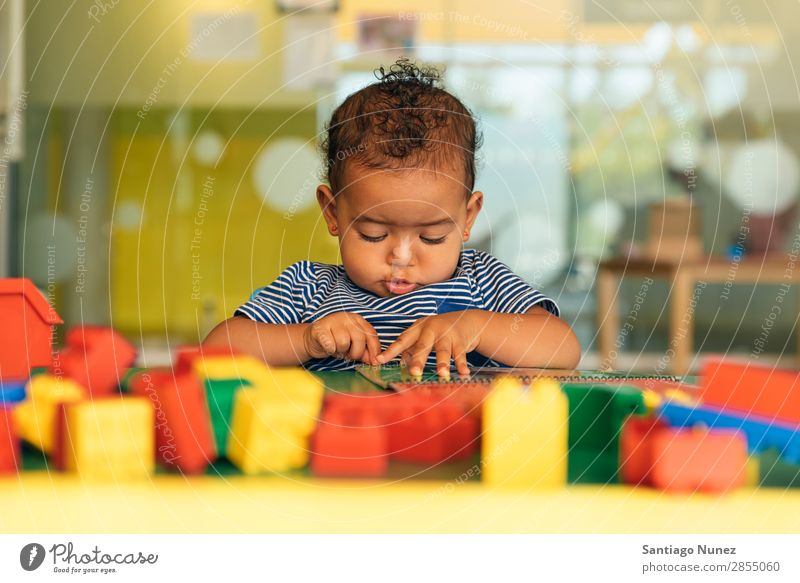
[204, 59, 580, 377]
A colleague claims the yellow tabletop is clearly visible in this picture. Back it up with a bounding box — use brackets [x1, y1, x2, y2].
[2, 473, 799, 534]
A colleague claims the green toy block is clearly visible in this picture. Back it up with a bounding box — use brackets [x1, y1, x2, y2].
[561, 383, 646, 484]
[758, 448, 800, 488]
[204, 378, 251, 455]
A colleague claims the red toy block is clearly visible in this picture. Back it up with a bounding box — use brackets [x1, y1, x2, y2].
[53, 326, 137, 396]
[0, 407, 20, 473]
[620, 417, 747, 493]
[387, 397, 478, 464]
[620, 416, 669, 485]
[0, 278, 62, 380]
[128, 369, 217, 474]
[701, 357, 800, 424]
[311, 408, 388, 477]
[650, 429, 747, 493]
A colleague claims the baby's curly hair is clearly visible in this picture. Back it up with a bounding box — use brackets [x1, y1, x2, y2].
[321, 58, 482, 194]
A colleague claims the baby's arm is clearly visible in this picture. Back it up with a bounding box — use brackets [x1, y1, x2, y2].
[470, 306, 581, 369]
[204, 312, 381, 366]
[203, 317, 314, 366]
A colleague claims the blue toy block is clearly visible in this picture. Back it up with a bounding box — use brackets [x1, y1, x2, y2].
[0, 378, 27, 403]
[658, 401, 800, 464]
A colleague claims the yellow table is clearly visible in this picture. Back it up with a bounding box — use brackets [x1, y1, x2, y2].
[2, 474, 799, 533]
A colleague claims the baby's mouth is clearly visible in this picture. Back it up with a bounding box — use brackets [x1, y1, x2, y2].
[384, 278, 417, 295]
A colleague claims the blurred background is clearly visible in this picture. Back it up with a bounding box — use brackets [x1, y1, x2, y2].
[1, 0, 799, 370]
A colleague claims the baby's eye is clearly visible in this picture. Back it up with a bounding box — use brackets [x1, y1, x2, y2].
[420, 235, 447, 245]
[359, 232, 386, 243]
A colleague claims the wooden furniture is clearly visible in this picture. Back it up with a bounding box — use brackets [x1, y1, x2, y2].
[596, 254, 800, 375]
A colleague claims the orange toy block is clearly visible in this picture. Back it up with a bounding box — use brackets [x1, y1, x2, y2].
[311, 408, 388, 477]
[0, 407, 20, 473]
[701, 357, 800, 424]
[129, 369, 217, 474]
[620, 418, 747, 493]
[53, 326, 137, 396]
[0, 278, 63, 381]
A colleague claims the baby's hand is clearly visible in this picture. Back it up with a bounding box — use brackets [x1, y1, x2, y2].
[303, 312, 381, 364]
[376, 311, 482, 378]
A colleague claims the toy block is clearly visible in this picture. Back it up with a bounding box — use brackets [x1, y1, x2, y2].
[657, 400, 800, 464]
[619, 415, 670, 485]
[561, 383, 646, 483]
[649, 428, 747, 493]
[129, 369, 216, 474]
[481, 377, 568, 488]
[53, 326, 137, 396]
[204, 378, 249, 456]
[757, 448, 800, 488]
[387, 397, 478, 464]
[53, 397, 155, 480]
[226, 389, 314, 474]
[0, 377, 27, 403]
[701, 357, 800, 424]
[0, 278, 62, 380]
[745, 456, 761, 488]
[12, 374, 85, 454]
[310, 408, 388, 477]
[0, 406, 20, 473]
[620, 417, 747, 492]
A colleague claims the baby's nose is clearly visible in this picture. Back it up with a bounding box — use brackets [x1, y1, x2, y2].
[390, 237, 413, 266]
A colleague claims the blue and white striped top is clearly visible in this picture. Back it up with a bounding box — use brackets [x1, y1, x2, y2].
[234, 248, 559, 372]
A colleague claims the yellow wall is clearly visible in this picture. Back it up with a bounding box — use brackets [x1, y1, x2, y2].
[109, 109, 338, 339]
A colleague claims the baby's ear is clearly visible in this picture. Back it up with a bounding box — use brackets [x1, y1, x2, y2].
[316, 184, 339, 235]
[465, 190, 484, 225]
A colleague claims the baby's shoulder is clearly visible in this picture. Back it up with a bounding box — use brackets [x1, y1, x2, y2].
[282, 260, 343, 288]
[458, 248, 506, 276]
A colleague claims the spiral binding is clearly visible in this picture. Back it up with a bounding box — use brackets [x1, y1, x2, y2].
[357, 363, 681, 386]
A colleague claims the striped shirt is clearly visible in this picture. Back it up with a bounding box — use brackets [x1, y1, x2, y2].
[234, 248, 559, 372]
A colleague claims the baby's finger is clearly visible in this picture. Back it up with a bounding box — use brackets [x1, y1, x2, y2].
[435, 339, 452, 379]
[377, 327, 421, 364]
[453, 344, 471, 377]
[361, 321, 382, 365]
[332, 328, 352, 359]
[407, 331, 436, 376]
[315, 327, 336, 355]
[346, 330, 367, 362]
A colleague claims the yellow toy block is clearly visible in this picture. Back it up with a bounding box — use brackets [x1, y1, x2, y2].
[227, 389, 310, 474]
[61, 398, 154, 480]
[481, 377, 568, 489]
[745, 456, 761, 487]
[13, 374, 86, 454]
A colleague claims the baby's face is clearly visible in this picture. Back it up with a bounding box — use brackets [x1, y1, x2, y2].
[317, 162, 483, 298]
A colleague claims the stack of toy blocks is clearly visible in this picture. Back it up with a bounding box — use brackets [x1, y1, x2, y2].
[561, 383, 646, 484]
[655, 357, 800, 488]
[309, 390, 480, 477]
[194, 353, 324, 474]
[620, 415, 747, 493]
[481, 377, 568, 488]
[0, 278, 64, 473]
